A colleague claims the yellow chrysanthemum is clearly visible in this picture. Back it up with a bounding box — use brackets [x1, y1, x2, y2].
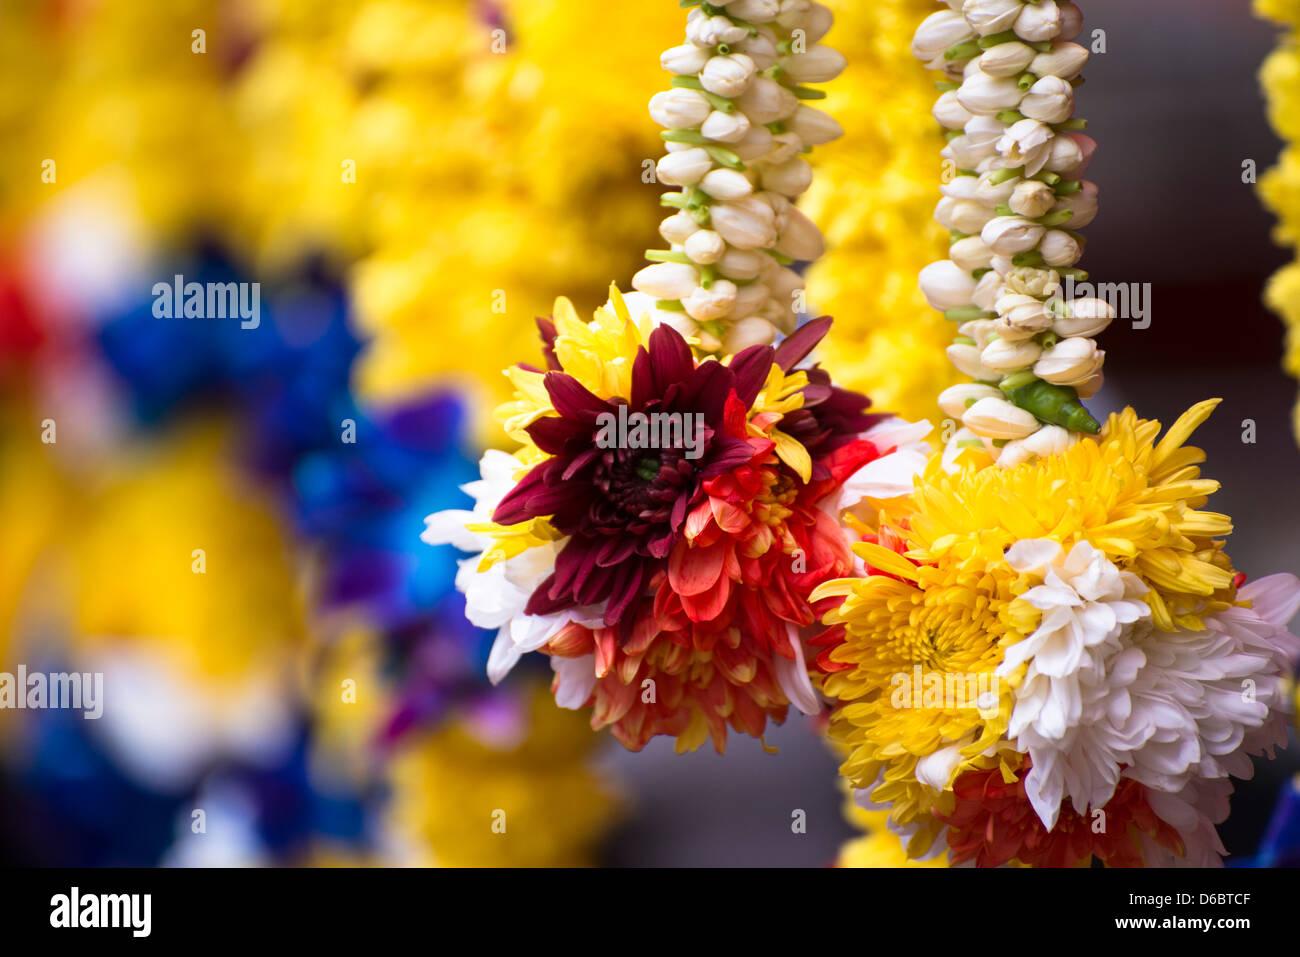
[804, 0, 960, 425]
[386, 681, 618, 867]
[70, 426, 308, 686]
[1256, 0, 1300, 443]
[813, 401, 1238, 854]
[906, 401, 1237, 632]
[814, 541, 1019, 850]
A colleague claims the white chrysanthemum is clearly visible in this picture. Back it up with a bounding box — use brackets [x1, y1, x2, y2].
[422, 450, 605, 686]
[1000, 538, 1300, 832]
[997, 539, 1149, 827]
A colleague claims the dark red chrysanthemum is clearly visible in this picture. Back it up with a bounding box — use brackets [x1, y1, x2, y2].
[492, 318, 879, 631]
[939, 761, 1186, 868]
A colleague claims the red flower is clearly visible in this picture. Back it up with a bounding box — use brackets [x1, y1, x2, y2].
[940, 761, 1186, 867]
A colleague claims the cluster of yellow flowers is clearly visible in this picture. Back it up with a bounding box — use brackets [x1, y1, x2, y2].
[1257, 0, 1300, 443]
[804, 0, 960, 426]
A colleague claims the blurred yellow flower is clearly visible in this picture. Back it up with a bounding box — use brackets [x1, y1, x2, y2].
[387, 680, 618, 867]
[1257, 0, 1300, 443]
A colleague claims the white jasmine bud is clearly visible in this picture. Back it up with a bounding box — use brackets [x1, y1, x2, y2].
[947, 342, 1003, 381]
[790, 105, 845, 145]
[1034, 336, 1103, 386]
[797, 3, 835, 44]
[633, 262, 701, 300]
[963, 396, 1041, 439]
[1052, 181, 1098, 228]
[912, 10, 975, 61]
[1003, 265, 1059, 297]
[1045, 132, 1095, 177]
[1057, 3, 1083, 41]
[764, 264, 805, 309]
[656, 148, 714, 187]
[1039, 229, 1081, 267]
[980, 336, 1042, 372]
[684, 229, 727, 264]
[950, 235, 995, 272]
[972, 269, 1004, 310]
[941, 174, 980, 201]
[920, 260, 978, 310]
[997, 293, 1052, 331]
[959, 318, 999, 349]
[731, 124, 776, 161]
[1021, 424, 1074, 457]
[682, 280, 739, 321]
[784, 44, 848, 83]
[775, 207, 825, 260]
[701, 54, 757, 98]
[759, 157, 813, 196]
[997, 118, 1055, 176]
[1030, 41, 1089, 80]
[982, 215, 1045, 255]
[1014, 0, 1061, 43]
[1052, 297, 1114, 338]
[711, 196, 778, 249]
[650, 88, 712, 129]
[725, 0, 781, 22]
[764, 131, 805, 166]
[961, 114, 1010, 161]
[963, 0, 1026, 37]
[660, 211, 701, 245]
[736, 76, 799, 124]
[979, 41, 1037, 79]
[700, 109, 752, 144]
[1020, 75, 1074, 124]
[938, 383, 1003, 420]
[975, 170, 1020, 205]
[725, 281, 772, 319]
[735, 33, 780, 70]
[1009, 179, 1056, 218]
[958, 69, 1026, 115]
[934, 90, 974, 129]
[661, 44, 711, 76]
[717, 247, 766, 280]
[722, 315, 779, 353]
[937, 196, 997, 234]
[688, 14, 749, 47]
[700, 167, 755, 200]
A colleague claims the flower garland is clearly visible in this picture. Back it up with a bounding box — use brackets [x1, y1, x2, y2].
[813, 0, 1300, 867]
[1256, 0, 1300, 444]
[630, 0, 847, 355]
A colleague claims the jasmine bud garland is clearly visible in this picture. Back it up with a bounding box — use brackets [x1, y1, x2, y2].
[914, 0, 1108, 464]
[634, 0, 846, 356]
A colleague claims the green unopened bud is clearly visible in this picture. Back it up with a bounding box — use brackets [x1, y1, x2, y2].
[1003, 377, 1100, 434]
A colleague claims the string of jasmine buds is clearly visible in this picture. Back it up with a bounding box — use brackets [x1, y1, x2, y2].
[632, 0, 846, 355]
[912, 0, 1115, 466]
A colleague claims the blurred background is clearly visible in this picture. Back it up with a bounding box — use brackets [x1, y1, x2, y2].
[0, 0, 1297, 867]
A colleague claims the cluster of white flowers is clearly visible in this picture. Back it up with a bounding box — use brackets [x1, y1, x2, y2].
[632, 0, 846, 356]
[912, 0, 1115, 466]
[999, 539, 1300, 863]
